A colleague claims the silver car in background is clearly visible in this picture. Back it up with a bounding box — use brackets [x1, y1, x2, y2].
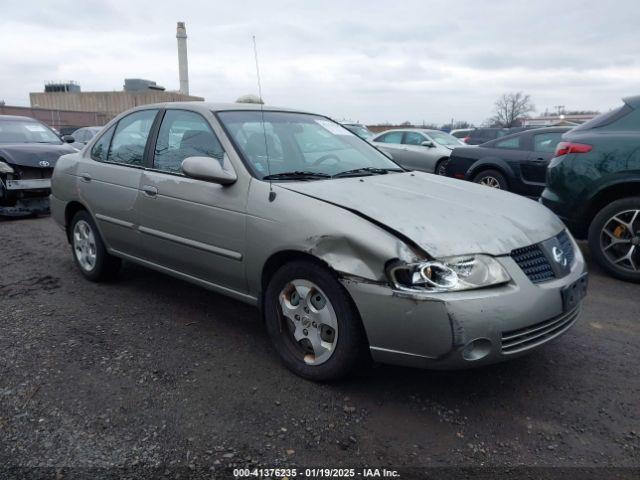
[51, 102, 588, 381]
[371, 128, 465, 175]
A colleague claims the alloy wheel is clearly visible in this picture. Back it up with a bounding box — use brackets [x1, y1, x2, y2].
[278, 279, 338, 366]
[73, 220, 97, 272]
[479, 176, 501, 188]
[600, 209, 640, 272]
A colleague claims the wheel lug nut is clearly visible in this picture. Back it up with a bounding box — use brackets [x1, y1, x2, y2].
[312, 321, 317, 328]
[294, 314, 300, 321]
[304, 307, 310, 313]
[303, 329, 308, 336]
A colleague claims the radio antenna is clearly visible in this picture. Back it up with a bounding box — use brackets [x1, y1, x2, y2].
[252, 35, 275, 201]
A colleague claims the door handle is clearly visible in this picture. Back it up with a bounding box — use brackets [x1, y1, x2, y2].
[142, 185, 158, 197]
[80, 173, 92, 182]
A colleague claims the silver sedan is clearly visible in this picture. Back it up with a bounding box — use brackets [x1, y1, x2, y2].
[371, 128, 465, 175]
[50, 102, 588, 381]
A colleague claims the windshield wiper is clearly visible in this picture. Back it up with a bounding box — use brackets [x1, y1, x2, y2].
[331, 167, 403, 178]
[263, 171, 331, 180]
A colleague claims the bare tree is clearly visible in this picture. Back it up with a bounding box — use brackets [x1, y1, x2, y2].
[492, 92, 535, 127]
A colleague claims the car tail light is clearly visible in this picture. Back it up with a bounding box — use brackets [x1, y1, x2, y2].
[555, 142, 592, 157]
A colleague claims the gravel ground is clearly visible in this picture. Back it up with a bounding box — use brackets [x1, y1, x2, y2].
[1, 217, 639, 478]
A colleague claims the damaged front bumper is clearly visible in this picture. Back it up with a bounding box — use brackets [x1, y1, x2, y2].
[0, 178, 51, 217]
[341, 251, 587, 370]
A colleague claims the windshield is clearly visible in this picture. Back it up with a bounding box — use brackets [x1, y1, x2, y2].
[217, 111, 401, 179]
[0, 119, 61, 144]
[427, 131, 464, 146]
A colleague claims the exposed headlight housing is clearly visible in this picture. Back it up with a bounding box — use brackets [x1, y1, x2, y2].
[387, 255, 510, 292]
[0, 161, 14, 174]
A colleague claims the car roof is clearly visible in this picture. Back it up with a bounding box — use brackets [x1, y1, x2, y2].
[623, 95, 640, 109]
[487, 126, 572, 142]
[127, 101, 307, 115]
[0, 115, 41, 122]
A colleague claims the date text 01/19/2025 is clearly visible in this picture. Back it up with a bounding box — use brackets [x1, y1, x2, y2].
[232, 468, 401, 478]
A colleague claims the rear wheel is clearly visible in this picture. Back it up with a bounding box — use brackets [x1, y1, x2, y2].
[473, 169, 508, 190]
[588, 197, 640, 283]
[70, 210, 121, 281]
[264, 260, 369, 381]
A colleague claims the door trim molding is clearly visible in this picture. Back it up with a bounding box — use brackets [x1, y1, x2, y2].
[95, 213, 135, 229]
[138, 225, 243, 261]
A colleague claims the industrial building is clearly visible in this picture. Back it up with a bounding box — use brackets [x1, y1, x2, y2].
[28, 22, 202, 122]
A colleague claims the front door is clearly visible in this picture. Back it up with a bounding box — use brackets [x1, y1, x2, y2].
[135, 109, 248, 293]
[78, 109, 159, 256]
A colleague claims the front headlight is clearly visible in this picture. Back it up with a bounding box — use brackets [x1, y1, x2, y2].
[387, 255, 510, 292]
[0, 161, 14, 174]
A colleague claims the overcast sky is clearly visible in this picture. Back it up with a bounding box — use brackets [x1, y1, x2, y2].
[1, 0, 639, 125]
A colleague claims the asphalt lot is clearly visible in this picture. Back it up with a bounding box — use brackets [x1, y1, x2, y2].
[1, 216, 639, 476]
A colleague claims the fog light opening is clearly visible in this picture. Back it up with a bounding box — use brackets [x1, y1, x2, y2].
[462, 338, 492, 361]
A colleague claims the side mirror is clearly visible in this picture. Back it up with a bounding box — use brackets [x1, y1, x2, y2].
[62, 135, 75, 143]
[182, 154, 237, 185]
[421, 140, 435, 148]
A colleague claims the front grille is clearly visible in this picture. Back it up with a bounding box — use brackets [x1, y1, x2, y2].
[13, 165, 53, 180]
[510, 244, 555, 283]
[510, 230, 576, 284]
[501, 306, 580, 354]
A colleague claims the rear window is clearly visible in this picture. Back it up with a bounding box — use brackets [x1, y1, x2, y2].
[573, 104, 632, 131]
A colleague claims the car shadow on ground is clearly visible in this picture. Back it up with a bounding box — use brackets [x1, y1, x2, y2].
[116, 259, 558, 407]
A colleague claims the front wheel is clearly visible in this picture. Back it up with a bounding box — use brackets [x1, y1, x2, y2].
[70, 210, 121, 282]
[472, 169, 508, 190]
[588, 197, 640, 283]
[264, 260, 369, 381]
[435, 159, 448, 176]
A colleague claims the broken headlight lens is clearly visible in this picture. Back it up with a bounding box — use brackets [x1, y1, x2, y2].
[0, 161, 14, 174]
[387, 255, 510, 292]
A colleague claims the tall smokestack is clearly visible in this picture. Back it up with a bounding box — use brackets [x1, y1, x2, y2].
[176, 21, 189, 95]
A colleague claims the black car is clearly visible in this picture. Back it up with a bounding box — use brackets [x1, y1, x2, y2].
[444, 126, 571, 198]
[0, 115, 76, 217]
[463, 127, 511, 145]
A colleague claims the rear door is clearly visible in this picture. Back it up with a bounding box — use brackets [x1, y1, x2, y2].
[372, 131, 408, 163]
[135, 109, 248, 293]
[78, 109, 159, 256]
[524, 131, 564, 185]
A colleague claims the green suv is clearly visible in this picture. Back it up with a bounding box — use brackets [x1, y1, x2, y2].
[541, 95, 640, 282]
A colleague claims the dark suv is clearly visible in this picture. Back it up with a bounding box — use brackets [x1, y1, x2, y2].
[541, 95, 640, 282]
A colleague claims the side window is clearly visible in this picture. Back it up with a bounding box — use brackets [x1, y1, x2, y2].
[153, 110, 225, 174]
[495, 136, 521, 149]
[533, 132, 562, 153]
[73, 129, 85, 142]
[377, 131, 403, 144]
[90, 125, 116, 162]
[107, 110, 158, 166]
[403, 132, 425, 145]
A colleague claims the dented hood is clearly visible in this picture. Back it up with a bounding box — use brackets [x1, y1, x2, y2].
[280, 171, 564, 257]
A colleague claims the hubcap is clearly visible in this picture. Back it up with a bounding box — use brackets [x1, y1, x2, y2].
[278, 279, 338, 366]
[600, 209, 640, 272]
[478, 176, 501, 188]
[73, 220, 97, 272]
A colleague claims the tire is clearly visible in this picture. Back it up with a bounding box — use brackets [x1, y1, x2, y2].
[435, 159, 448, 176]
[264, 260, 369, 381]
[472, 169, 508, 190]
[588, 197, 640, 283]
[69, 210, 121, 282]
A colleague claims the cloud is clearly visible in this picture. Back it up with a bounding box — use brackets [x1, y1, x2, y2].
[1, 0, 639, 124]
